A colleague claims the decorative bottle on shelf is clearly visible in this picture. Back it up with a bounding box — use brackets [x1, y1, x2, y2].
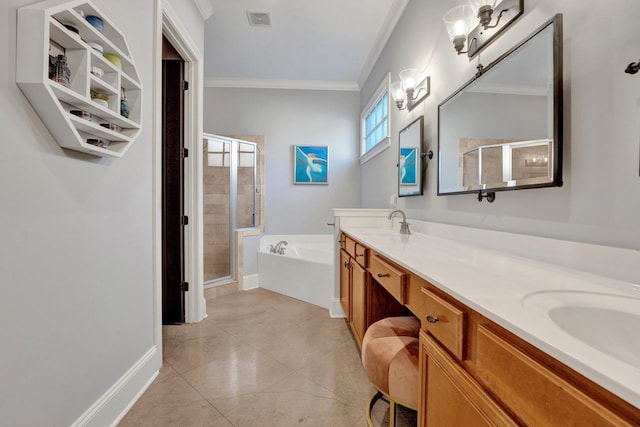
[120, 88, 129, 118]
[51, 54, 70, 87]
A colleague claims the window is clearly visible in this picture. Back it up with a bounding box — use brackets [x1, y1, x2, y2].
[360, 74, 391, 163]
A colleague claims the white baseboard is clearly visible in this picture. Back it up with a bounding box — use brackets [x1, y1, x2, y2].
[243, 273, 259, 291]
[329, 298, 346, 318]
[70, 346, 161, 427]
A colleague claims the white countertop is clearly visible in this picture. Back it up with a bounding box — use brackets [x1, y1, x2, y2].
[341, 225, 640, 409]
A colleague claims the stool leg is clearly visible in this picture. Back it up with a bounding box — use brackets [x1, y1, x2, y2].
[365, 390, 382, 427]
[389, 399, 396, 427]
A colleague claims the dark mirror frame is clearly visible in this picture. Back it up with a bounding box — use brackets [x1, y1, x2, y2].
[437, 14, 563, 200]
[398, 115, 425, 197]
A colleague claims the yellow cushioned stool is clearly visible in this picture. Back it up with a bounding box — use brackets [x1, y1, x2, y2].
[361, 316, 420, 427]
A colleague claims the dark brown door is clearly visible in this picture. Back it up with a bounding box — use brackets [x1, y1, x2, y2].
[161, 36, 186, 324]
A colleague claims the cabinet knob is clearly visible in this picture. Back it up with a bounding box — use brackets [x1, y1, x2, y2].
[426, 315, 439, 324]
[344, 261, 351, 269]
[377, 273, 390, 278]
[356, 253, 364, 257]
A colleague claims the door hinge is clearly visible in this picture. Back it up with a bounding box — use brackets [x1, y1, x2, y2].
[183, 80, 189, 91]
[181, 215, 189, 225]
[183, 147, 189, 158]
[181, 282, 189, 292]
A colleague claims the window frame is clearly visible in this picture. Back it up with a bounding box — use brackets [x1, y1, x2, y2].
[360, 73, 391, 164]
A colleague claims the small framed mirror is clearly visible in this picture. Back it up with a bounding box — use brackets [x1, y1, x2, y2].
[438, 14, 563, 199]
[398, 116, 424, 197]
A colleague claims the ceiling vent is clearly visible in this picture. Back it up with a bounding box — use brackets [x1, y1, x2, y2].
[247, 11, 271, 27]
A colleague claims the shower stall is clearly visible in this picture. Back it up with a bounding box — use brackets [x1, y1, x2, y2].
[202, 134, 259, 285]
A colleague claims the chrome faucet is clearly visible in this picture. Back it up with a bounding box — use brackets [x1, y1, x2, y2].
[269, 240, 288, 254]
[388, 210, 410, 235]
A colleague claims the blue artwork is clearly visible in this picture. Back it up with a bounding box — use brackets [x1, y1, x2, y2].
[294, 146, 328, 184]
[400, 147, 417, 185]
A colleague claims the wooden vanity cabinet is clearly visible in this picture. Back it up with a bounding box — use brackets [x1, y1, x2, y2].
[340, 233, 640, 426]
[415, 282, 640, 426]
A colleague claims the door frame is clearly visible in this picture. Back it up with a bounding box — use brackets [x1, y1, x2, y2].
[154, 0, 205, 334]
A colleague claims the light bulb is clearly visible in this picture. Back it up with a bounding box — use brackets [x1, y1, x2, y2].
[399, 68, 419, 91]
[454, 20, 467, 36]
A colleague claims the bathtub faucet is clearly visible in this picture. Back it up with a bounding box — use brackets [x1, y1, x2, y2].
[270, 240, 288, 254]
[388, 210, 411, 235]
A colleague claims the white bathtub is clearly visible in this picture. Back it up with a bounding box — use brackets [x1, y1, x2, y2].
[258, 235, 334, 309]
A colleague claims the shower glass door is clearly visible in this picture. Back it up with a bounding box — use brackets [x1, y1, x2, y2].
[237, 141, 256, 228]
[203, 134, 257, 285]
[203, 136, 231, 283]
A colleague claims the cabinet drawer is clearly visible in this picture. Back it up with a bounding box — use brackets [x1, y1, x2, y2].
[420, 288, 466, 360]
[354, 243, 368, 267]
[344, 236, 357, 258]
[343, 236, 367, 266]
[369, 254, 406, 304]
[476, 325, 635, 427]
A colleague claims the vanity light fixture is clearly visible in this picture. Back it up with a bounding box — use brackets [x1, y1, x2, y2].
[469, 0, 506, 30]
[442, 5, 476, 55]
[390, 68, 430, 111]
[443, 0, 523, 58]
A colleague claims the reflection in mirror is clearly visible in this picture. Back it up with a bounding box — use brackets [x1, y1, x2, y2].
[398, 116, 424, 197]
[438, 14, 562, 198]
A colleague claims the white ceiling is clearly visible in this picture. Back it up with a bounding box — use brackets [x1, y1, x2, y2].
[203, 0, 408, 90]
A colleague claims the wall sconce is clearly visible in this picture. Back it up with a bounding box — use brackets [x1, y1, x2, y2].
[443, 0, 523, 58]
[442, 5, 476, 55]
[390, 68, 430, 111]
[470, 0, 506, 29]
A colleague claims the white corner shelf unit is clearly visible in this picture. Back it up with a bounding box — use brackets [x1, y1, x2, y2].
[17, 0, 142, 158]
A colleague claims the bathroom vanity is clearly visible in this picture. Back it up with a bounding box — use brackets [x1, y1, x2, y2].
[337, 218, 640, 425]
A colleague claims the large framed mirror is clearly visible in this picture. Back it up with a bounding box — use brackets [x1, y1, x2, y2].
[438, 14, 563, 201]
[398, 116, 424, 197]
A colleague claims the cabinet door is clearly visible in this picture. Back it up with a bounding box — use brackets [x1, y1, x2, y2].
[476, 325, 637, 427]
[339, 250, 351, 321]
[419, 331, 517, 427]
[351, 260, 367, 343]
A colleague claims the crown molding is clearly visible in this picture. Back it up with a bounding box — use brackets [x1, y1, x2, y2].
[357, 0, 410, 87]
[193, 0, 214, 20]
[204, 77, 360, 91]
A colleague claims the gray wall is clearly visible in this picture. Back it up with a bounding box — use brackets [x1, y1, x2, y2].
[361, 0, 640, 250]
[204, 87, 361, 235]
[0, 0, 203, 425]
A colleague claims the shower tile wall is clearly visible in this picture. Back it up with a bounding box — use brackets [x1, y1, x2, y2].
[203, 142, 230, 282]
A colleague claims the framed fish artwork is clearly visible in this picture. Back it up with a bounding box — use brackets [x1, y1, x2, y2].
[293, 145, 329, 184]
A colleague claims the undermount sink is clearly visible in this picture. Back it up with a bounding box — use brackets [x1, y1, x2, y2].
[522, 291, 640, 368]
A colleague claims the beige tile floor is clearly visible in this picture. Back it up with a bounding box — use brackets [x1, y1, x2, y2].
[119, 288, 417, 427]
